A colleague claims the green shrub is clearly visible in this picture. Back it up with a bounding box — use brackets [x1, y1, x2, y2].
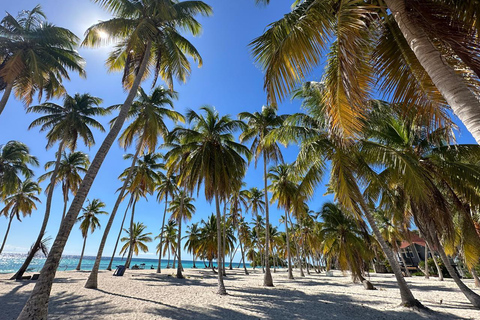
[418, 258, 448, 277]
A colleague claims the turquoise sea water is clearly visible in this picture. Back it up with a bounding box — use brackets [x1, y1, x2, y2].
[0, 253, 204, 274]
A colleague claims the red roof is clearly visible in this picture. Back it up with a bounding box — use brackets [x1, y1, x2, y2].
[399, 233, 426, 249]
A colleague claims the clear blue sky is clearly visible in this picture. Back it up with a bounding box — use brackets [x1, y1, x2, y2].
[0, 0, 475, 261]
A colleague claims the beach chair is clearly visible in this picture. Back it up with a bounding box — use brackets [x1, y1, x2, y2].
[113, 265, 126, 276]
[139, 263, 146, 270]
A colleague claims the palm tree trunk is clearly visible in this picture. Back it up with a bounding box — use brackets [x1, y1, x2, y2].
[125, 199, 138, 269]
[107, 194, 133, 271]
[0, 81, 14, 116]
[167, 248, 170, 268]
[363, 208, 423, 308]
[62, 184, 69, 223]
[288, 214, 304, 277]
[263, 154, 273, 286]
[11, 141, 65, 280]
[398, 250, 411, 277]
[384, 0, 480, 144]
[0, 214, 14, 255]
[239, 240, 249, 275]
[222, 202, 227, 277]
[427, 242, 443, 281]
[471, 267, 480, 288]
[13, 46, 154, 318]
[176, 197, 184, 279]
[76, 236, 87, 271]
[424, 245, 429, 279]
[284, 211, 294, 279]
[215, 193, 227, 294]
[156, 192, 169, 273]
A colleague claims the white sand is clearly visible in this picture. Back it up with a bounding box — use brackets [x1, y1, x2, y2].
[1, 268, 479, 319]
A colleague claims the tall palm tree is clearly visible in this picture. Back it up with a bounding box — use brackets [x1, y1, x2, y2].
[13, 93, 106, 281]
[0, 141, 38, 198]
[0, 180, 41, 254]
[39, 151, 90, 221]
[184, 223, 201, 268]
[165, 106, 251, 294]
[198, 214, 220, 272]
[76, 199, 108, 270]
[155, 173, 178, 273]
[18, 2, 211, 316]
[251, 0, 480, 143]
[239, 106, 287, 286]
[120, 222, 152, 261]
[89, 86, 181, 281]
[168, 190, 195, 278]
[244, 187, 266, 272]
[0, 5, 85, 116]
[156, 220, 177, 268]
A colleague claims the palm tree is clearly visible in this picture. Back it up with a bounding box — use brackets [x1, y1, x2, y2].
[0, 5, 85, 116]
[198, 214, 219, 272]
[156, 220, 177, 268]
[251, 1, 480, 143]
[88, 85, 182, 283]
[185, 223, 201, 268]
[168, 190, 195, 278]
[239, 106, 287, 286]
[13, 93, 106, 281]
[244, 187, 265, 272]
[155, 173, 178, 273]
[76, 199, 108, 270]
[0, 141, 38, 198]
[0, 180, 41, 254]
[165, 106, 251, 294]
[120, 222, 152, 261]
[17, 2, 211, 316]
[39, 151, 90, 221]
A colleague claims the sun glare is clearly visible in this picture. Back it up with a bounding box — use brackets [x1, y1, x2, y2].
[97, 30, 109, 40]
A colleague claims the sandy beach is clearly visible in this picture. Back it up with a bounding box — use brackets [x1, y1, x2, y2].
[1, 268, 479, 319]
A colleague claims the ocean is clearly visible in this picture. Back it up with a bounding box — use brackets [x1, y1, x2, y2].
[0, 253, 211, 274]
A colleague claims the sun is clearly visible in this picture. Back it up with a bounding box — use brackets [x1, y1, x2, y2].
[97, 30, 109, 40]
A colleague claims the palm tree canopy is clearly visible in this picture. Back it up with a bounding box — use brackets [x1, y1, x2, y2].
[82, 0, 212, 90]
[0, 179, 41, 221]
[77, 198, 108, 238]
[120, 222, 152, 256]
[168, 190, 196, 222]
[120, 152, 164, 196]
[27, 93, 108, 150]
[0, 5, 86, 105]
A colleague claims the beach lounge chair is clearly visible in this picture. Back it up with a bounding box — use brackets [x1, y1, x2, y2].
[31, 274, 40, 280]
[139, 263, 145, 270]
[113, 265, 126, 276]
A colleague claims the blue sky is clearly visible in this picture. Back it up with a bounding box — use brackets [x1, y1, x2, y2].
[0, 0, 476, 262]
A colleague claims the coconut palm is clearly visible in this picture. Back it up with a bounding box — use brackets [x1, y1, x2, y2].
[39, 151, 90, 221]
[13, 93, 106, 281]
[251, 0, 480, 143]
[76, 199, 108, 270]
[239, 106, 286, 286]
[165, 106, 251, 294]
[0, 180, 41, 254]
[184, 223, 201, 268]
[168, 190, 195, 278]
[0, 5, 85, 116]
[198, 214, 219, 272]
[120, 222, 152, 261]
[156, 220, 177, 268]
[155, 173, 178, 273]
[17, 3, 210, 316]
[0, 141, 38, 198]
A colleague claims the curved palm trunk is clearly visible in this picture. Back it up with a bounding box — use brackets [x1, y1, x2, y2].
[215, 193, 227, 294]
[398, 250, 411, 277]
[76, 236, 87, 271]
[363, 208, 423, 308]
[424, 245, 429, 279]
[107, 195, 133, 271]
[471, 267, 480, 288]
[61, 185, 69, 223]
[288, 214, 304, 277]
[0, 214, 14, 255]
[11, 141, 64, 280]
[385, 0, 480, 144]
[16, 42, 153, 320]
[427, 242, 443, 281]
[284, 211, 294, 279]
[176, 197, 184, 279]
[125, 199, 138, 269]
[0, 81, 14, 116]
[263, 154, 273, 286]
[239, 240, 249, 275]
[156, 192, 169, 273]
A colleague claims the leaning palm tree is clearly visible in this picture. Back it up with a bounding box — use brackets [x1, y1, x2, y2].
[155, 173, 178, 273]
[18, 2, 211, 316]
[251, 0, 480, 143]
[13, 93, 106, 281]
[0, 5, 85, 116]
[120, 222, 152, 262]
[168, 190, 195, 278]
[239, 106, 287, 286]
[0, 180, 41, 254]
[39, 151, 90, 221]
[165, 106, 251, 294]
[0, 141, 38, 198]
[76, 199, 108, 270]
